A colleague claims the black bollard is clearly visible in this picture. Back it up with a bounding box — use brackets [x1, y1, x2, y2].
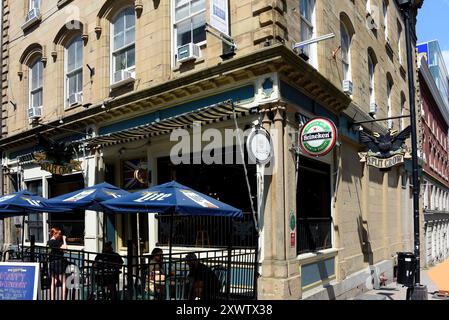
[30, 235, 35, 262]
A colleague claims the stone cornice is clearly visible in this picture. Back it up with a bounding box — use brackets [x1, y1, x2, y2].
[0, 44, 351, 150]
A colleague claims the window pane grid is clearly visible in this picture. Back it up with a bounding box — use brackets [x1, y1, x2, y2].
[113, 9, 136, 73]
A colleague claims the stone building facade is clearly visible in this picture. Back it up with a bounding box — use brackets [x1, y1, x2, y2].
[0, 0, 422, 299]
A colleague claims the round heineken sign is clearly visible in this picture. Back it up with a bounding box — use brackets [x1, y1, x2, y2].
[300, 118, 337, 157]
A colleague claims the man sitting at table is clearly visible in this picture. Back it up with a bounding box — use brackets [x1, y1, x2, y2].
[94, 241, 124, 299]
[185, 253, 221, 300]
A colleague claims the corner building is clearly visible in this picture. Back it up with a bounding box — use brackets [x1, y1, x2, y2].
[0, 0, 422, 299]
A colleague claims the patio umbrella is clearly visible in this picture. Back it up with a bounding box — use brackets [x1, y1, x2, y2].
[101, 181, 243, 276]
[100, 181, 242, 217]
[44, 182, 130, 212]
[0, 190, 70, 257]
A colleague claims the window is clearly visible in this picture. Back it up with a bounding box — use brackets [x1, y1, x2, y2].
[383, 1, 389, 41]
[366, 0, 371, 14]
[29, 0, 41, 9]
[300, 0, 316, 63]
[296, 156, 332, 254]
[387, 77, 393, 128]
[368, 53, 376, 105]
[340, 21, 352, 82]
[400, 94, 406, 130]
[26, 180, 44, 243]
[65, 36, 83, 106]
[397, 21, 403, 64]
[173, 0, 207, 56]
[112, 7, 136, 80]
[29, 58, 43, 109]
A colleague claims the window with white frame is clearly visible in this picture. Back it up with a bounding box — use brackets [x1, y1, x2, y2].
[111, 7, 136, 82]
[173, 0, 207, 58]
[387, 77, 393, 128]
[29, 58, 43, 109]
[300, 0, 316, 64]
[368, 53, 376, 105]
[341, 21, 352, 82]
[29, 0, 41, 9]
[65, 36, 83, 106]
[366, 0, 371, 14]
[400, 94, 406, 130]
[383, 1, 389, 41]
[397, 21, 403, 64]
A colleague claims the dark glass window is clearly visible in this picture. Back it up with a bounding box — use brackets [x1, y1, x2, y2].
[296, 156, 332, 254]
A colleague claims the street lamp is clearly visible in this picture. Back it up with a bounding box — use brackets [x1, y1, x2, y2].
[398, 0, 428, 300]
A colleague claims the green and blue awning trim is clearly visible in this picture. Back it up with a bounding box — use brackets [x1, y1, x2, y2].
[82, 101, 254, 147]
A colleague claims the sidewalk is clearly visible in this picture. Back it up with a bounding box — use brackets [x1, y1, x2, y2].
[352, 266, 447, 300]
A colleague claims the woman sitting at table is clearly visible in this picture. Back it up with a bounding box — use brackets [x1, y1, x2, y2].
[145, 248, 166, 299]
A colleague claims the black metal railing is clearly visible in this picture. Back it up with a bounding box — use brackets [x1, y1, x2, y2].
[297, 217, 332, 255]
[156, 213, 257, 248]
[15, 241, 258, 301]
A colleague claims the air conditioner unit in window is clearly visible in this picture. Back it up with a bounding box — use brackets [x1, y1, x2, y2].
[68, 93, 83, 106]
[28, 106, 42, 119]
[26, 8, 40, 21]
[369, 102, 378, 114]
[342, 80, 353, 95]
[177, 43, 201, 64]
[113, 70, 135, 85]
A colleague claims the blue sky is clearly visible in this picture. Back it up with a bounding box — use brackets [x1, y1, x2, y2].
[417, 0, 449, 68]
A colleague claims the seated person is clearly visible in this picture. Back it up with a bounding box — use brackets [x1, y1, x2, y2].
[145, 248, 166, 298]
[94, 241, 124, 299]
[185, 253, 221, 300]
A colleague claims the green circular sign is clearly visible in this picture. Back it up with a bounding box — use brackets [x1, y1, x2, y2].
[300, 118, 337, 157]
[289, 213, 296, 231]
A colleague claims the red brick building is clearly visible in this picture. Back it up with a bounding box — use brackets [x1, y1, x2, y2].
[418, 56, 449, 267]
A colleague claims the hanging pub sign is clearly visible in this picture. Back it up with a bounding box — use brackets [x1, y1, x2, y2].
[299, 117, 338, 157]
[358, 126, 412, 169]
[33, 134, 82, 176]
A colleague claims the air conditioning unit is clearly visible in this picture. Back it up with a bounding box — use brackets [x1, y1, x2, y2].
[68, 93, 83, 106]
[177, 43, 201, 64]
[113, 70, 135, 85]
[342, 80, 353, 95]
[28, 106, 42, 119]
[369, 102, 378, 114]
[26, 8, 40, 21]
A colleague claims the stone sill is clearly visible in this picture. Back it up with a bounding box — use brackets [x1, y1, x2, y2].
[297, 248, 339, 266]
[57, 0, 73, 9]
[21, 16, 41, 32]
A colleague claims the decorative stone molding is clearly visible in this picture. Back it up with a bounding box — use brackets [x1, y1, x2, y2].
[135, 0, 143, 17]
[252, 0, 287, 45]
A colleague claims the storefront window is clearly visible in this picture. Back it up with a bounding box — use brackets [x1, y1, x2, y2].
[156, 148, 257, 248]
[48, 174, 85, 245]
[26, 180, 44, 243]
[296, 156, 332, 254]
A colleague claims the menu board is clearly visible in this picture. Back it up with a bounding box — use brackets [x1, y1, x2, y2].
[0, 263, 40, 300]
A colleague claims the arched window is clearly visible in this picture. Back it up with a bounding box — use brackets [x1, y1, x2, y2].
[111, 7, 136, 84]
[65, 36, 83, 106]
[29, 58, 43, 110]
[340, 20, 352, 82]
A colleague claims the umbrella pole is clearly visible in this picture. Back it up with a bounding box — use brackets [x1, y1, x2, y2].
[136, 213, 141, 260]
[168, 208, 174, 278]
[21, 215, 25, 259]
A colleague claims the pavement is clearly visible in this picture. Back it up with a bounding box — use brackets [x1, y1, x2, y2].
[352, 260, 449, 300]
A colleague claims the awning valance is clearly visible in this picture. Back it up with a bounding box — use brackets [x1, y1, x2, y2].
[81, 102, 255, 147]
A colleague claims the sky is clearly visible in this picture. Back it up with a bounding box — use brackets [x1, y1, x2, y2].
[417, 0, 449, 69]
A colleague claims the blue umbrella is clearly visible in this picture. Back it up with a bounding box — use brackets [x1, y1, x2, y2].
[100, 181, 242, 218]
[0, 190, 69, 215]
[101, 181, 242, 277]
[45, 182, 130, 212]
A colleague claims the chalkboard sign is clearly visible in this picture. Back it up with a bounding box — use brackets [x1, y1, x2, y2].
[0, 263, 40, 300]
